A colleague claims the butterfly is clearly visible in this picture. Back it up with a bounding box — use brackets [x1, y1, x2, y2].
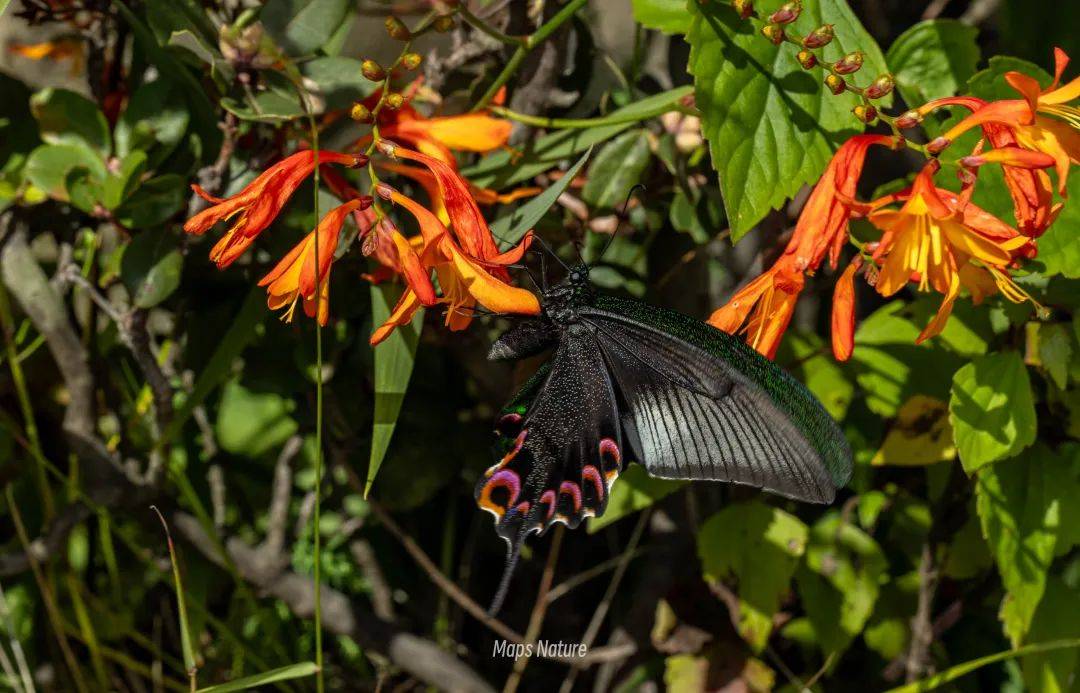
[474, 261, 853, 613]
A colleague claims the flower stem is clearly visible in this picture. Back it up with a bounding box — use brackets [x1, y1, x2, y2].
[471, 0, 590, 111]
[488, 92, 688, 129]
[458, 6, 525, 47]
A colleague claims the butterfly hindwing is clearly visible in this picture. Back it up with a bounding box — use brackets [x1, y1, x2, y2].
[581, 295, 852, 504]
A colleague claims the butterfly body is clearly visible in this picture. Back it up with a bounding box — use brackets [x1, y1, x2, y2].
[477, 266, 852, 611]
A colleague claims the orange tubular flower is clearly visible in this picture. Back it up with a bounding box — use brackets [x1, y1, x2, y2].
[370, 183, 538, 345]
[708, 257, 805, 360]
[831, 258, 860, 361]
[784, 134, 896, 272]
[258, 197, 372, 326]
[868, 163, 1035, 343]
[185, 150, 362, 268]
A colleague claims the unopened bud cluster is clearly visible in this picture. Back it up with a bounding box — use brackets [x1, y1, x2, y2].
[385, 16, 410, 40]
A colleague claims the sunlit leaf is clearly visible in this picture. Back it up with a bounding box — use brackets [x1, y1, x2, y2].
[872, 395, 956, 467]
[949, 351, 1036, 473]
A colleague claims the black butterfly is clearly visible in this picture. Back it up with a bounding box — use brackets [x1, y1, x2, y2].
[475, 262, 852, 613]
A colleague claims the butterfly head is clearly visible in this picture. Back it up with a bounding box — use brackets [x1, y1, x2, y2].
[540, 263, 593, 324]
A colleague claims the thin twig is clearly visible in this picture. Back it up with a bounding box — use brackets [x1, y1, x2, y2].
[545, 546, 650, 603]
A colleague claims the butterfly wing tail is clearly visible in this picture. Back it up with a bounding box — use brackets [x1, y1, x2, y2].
[487, 526, 527, 616]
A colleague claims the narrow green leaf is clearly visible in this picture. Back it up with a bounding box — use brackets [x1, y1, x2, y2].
[151, 507, 198, 680]
[157, 286, 265, 450]
[367, 283, 424, 497]
[196, 662, 319, 692]
[883, 639, 1080, 693]
[581, 130, 651, 210]
[687, 0, 888, 240]
[489, 148, 591, 246]
[975, 445, 1068, 645]
[886, 20, 980, 108]
[949, 351, 1037, 473]
[697, 501, 808, 652]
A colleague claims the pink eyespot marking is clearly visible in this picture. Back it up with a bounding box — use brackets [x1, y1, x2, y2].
[478, 469, 521, 517]
[500, 428, 529, 464]
[515, 501, 531, 515]
[540, 490, 557, 519]
[559, 481, 582, 513]
[599, 438, 621, 468]
[582, 465, 604, 501]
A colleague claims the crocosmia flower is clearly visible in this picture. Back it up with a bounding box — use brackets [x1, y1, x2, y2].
[708, 257, 805, 360]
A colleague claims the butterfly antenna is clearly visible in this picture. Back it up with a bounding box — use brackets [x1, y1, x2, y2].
[531, 234, 572, 272]
[595, 184, 645, 267]
[488, 531, 527, 616]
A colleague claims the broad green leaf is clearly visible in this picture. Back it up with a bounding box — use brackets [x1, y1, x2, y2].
[697, 501, 808, 651]
[975, 445, 1068, 645]
[776, 330, 853, 420]
[115, 80, 191, 164]
[687, 0, 888, 240]
[158, 287, 265, 450]
[632, 0, 689, 34]
[463, 86, 692, 189]
[582, 130, 651, 210]
[1022, 577, 1080, 693]
[103, 150, 148, 210]
[24, 142, 106, 202]
[1028, 322, 1074, 390]
[588, 463, 684, 532]
[114, 174, 188, 228]
[795, 512, 887, 655]
[1036, 171, 1080, 279]
[215, 380, 298, 458]
[221, 71, 307, 124]
[490, 148, 591, 246]
[196, 662, 318, 692]
[669, 186, 725, 244]
[949, 351, 1036, 473]
[120, 231, 184, 308]
[30, 88, 111, 155]
[262, 0, 350, 55]
[367, 283, 423, 497]
[884, 639, 1080, 693]
[871, 395, 956, 466]
[886, 20, 980, 108]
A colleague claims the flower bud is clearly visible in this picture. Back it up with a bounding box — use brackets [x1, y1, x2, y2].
[825, 74, 846, 95]
[350, 154, 370, 168]
[361, 59, 385, 81]
[796, 49, 817, 69]
[894, 110, 922, 129]
[385, 16, 411, 40]
[432, 14, 455, 32]
[384, 93, 405, 109]
[926, 136, 951, 155]
[356, 195, 375, 210]
[349, 102, 373, 123]
[833, 51, 863, 75]
[761, 24, 785, 45]
[865, 74, 894, 100]
[802, 24, 834, 49]
[852, 104, 877, 124]
[376, 140, 398, 157]
[768, 1, 800, 24]
[375, 182, 396, 200]
[732, 0, 754, 19]
[401, 52, 423, 70]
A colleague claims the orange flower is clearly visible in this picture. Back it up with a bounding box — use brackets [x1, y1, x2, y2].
[185, 150, 363, 268]
[783, 134, 895, 272]
[867, 163, 1035, 342]
[257, 197, 372, 326]
[9, 38, 83, 74]
[370, 183, 538, 344]
[708, 257, 805, 360]
[930, 48, 1080, 197]
[831, 258, 860, 361]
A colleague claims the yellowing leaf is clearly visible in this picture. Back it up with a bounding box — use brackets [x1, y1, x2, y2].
[872, 395, 956, 466]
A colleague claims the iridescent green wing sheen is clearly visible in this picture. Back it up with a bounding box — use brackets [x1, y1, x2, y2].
[581, 294, 852, 503]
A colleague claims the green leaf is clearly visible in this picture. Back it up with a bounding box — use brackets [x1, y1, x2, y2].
[588, 464, 684, 532]
[795, 512, 887, 655]
[215, 380, 298, 458]
[221, 71, 307, 123]
[886, 19, 980, 108]
[30, 88, 111, 156]
[24, 143, 106, 202]
[1022, 577, 1080, 692]
[103, 151, 148, 210]
[367, 283, 423, 497]
[581, 131, 651, 210]
[196, 662, 318, 692]
[884, 639, 1080, 693]
[302, 56, 378, 111]
[114, 80, 191, 164]
[949, 351, 1037, 473]
[1033, 323, 1074, 390]
[262, 0, 350, 55]
[669, 186, 724, 244]
[687, 0, 888, 240]
[120, 231, 184, 308]
[490, 148, 591, 246]
[776, 330, 853, 420]
[463, 86, 692, 189]
[151, 508, 199, 676]
[1036, 171, 1080, 279]
[975, 445, 1068, 646]
[697, 500, 808, 651]
[632, 0, 690, 34]
[114, 174, 187, 228]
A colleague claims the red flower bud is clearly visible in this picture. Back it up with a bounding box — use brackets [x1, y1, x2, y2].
[865, 74, 894, 100]
[833, 51, 863, 75]
[385, 16, 411, 40]
[768, 1, 800, 24]
[401, 52, 423, 70]
[802, 24, 834, 49]
[384, 93, 405, 109]
[825, 74, 846, 95]
[894, 109, 922, 129]
[796, 49, 817, 69]
[926, 137, 951, 155]
[361, 59, 385, 81]
[761, 24, 785, 45]
[732, 0, 754, 19]
[852, 105, 877, 124]
[375, 182, 396, 200]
